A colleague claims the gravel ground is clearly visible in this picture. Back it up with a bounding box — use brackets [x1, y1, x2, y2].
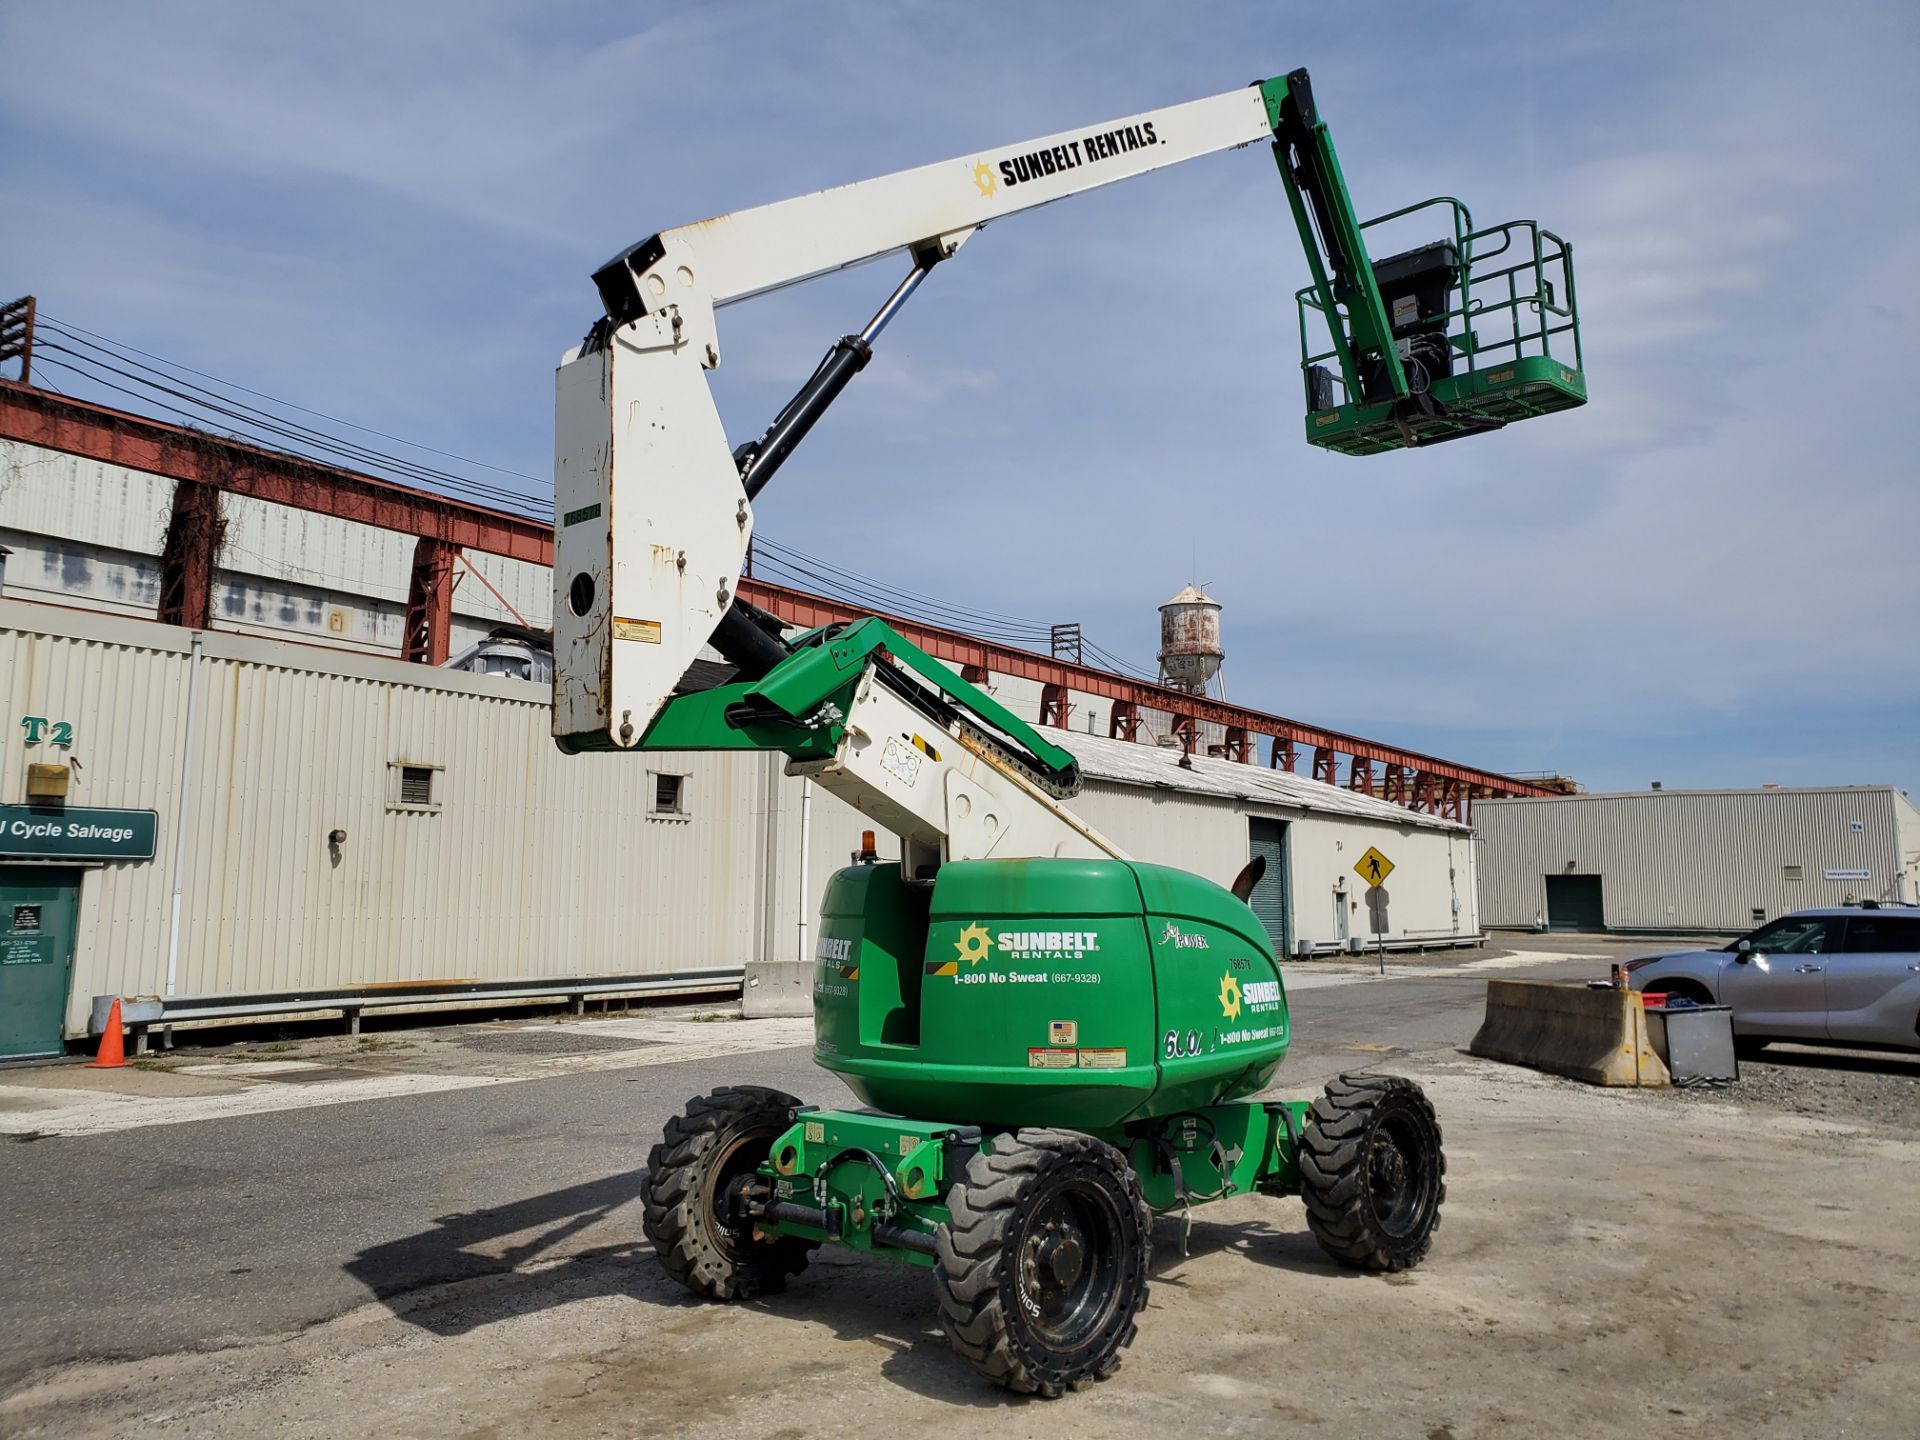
[1656, 1042, 1920, 1130]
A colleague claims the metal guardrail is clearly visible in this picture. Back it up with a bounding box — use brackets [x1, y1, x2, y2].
[1293, 933, 1485, 958]
[89, 969, 746, 1046]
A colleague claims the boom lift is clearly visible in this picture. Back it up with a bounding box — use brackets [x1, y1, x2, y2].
[553, 69, 1581, 1395]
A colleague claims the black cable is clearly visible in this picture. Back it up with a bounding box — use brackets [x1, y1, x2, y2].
[755, 536, 1061, 635]
[32, 315, 1169, 677]
[39, 312, 545, 486]
[34, 343, 549, 517]
[35, 331, 547, 514]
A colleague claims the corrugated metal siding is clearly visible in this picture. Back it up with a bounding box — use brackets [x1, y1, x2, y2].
[5, 597, 1485, 1037]
[1, 442, 553, 644]
[1476, 790, 1905, 931]
[1, 613, 194, 1012]
[3, 601, 770, 1034]
[1895, 790, 1920, 903]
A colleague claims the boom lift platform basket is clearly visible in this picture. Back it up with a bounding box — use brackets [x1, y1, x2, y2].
[1295, 196, 1585, 455]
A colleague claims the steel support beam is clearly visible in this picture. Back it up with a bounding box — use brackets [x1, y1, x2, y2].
[0, 380, 1562, 809]
[402, 538, 460, 665]
[740, 578, 1550, 798]
[0, 382, 550, 564]
[1039, 682, 1073, 730]
[156, 479, 225, 629]
[1349, 757, 1375, 796]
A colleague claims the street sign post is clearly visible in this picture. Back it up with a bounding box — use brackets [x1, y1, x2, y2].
[1365, 885, 1390, 974]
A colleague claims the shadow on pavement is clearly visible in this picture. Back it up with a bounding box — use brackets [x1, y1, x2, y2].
[1148, 1212, 1356, 1286]
[343, 1168, 647, 1335]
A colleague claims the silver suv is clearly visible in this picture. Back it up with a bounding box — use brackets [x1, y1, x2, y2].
[1621, 906, 1920, 1054]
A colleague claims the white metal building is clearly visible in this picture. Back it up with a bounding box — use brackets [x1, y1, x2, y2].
[1, 599, 1475, 1056]
[1477, 787, 1920, 935]
[0, 438, 1227, 752]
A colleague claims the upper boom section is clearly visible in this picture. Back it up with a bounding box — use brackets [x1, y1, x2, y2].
[590, 83, 1280, 360]
[552, 67, 1586, 757]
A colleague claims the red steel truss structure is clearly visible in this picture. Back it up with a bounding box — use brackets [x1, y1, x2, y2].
[0, 380, 1552, 817]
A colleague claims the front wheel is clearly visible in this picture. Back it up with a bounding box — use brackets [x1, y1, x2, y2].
[643, 1085, 814, 1300]
[1299, 1073, 1446, 1272]
[934, 1128, 1151, 1397]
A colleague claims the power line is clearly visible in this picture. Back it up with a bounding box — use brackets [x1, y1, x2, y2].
[28, 312, 1164, 677]
[39, 312, 544, 486]
[33, 327, 549, 513]
[31, 324, 550, 517]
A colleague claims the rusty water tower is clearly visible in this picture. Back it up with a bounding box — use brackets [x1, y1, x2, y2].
[1157, 583, 1223, 696]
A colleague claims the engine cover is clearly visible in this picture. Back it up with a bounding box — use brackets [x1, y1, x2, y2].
[812, 858, 1289, 1131]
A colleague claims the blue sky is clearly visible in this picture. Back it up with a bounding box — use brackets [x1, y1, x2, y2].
[2, 2, 1915, 795]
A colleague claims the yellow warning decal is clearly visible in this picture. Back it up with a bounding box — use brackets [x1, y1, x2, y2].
[613, 617, 662, 643]
[1077, 1048, 1127, 1069]
[1027, 1048, 1078, 1070]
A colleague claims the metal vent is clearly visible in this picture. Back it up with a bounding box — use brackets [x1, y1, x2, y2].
[652, 773, 685, 816]
[399, 766, 434, 806]
[1783, 864, 1803, 882]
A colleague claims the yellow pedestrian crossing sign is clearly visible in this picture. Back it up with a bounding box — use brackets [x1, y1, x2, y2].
[1355, 846, 1394, 886]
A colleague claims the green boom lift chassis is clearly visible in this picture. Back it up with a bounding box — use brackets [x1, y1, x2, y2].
[636, 623, 1448, 1396]
[549, 65, 1580, 1396]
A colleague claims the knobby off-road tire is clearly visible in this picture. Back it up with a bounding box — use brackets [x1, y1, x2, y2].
[1300, 1072, 1446, 1272]
[933, 1128, 1151, 1398]
[643, 1086, 814, 1301]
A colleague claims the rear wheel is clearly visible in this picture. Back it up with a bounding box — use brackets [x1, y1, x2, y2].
[643, 1086, 814, 1300]
[1300, 1073, 1446, 1272]
[934, 1128, 1150, 1397]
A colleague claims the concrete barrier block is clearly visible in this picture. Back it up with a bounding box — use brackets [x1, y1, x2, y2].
[1469, 980, 1670, 1087]
[742, 961, 814, 1019]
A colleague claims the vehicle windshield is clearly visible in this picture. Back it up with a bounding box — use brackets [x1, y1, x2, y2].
[1729, 915, 1835, 955]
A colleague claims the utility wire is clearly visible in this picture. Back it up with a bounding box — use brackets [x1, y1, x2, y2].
[31, 324, 549, 517]
[34, 333, 548, 516]
[39, 312, 544, 486]
[31, 314, 1165, 677]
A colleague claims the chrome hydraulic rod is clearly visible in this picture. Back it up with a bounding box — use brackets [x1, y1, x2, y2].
[735, 256, 939, 502]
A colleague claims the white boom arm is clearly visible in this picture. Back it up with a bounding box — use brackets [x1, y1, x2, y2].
[553, 83, 1277, 751]
[804, 661, 1126, 875]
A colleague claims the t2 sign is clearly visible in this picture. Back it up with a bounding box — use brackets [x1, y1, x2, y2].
[19, 717, 74, 748]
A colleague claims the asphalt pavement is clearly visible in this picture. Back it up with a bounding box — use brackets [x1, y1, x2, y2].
[0, 944, 1606, 1393]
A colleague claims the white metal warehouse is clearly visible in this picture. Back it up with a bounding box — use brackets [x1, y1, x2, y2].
[1, 600, 1476, 1055]
[1476, 787, 1920, 935]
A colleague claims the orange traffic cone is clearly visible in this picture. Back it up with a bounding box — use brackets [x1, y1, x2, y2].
[87, 997, 127, 1069]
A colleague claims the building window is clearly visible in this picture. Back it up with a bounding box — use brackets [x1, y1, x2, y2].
[651, 772, 689, 820]
[387, 761, 442, 812]
[1783, 864, 1803, 882]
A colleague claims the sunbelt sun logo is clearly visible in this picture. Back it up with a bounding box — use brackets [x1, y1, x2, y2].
[927, 922, 1100, 977]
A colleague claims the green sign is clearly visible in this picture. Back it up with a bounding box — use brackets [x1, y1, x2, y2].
[0, 806, 158, 861]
